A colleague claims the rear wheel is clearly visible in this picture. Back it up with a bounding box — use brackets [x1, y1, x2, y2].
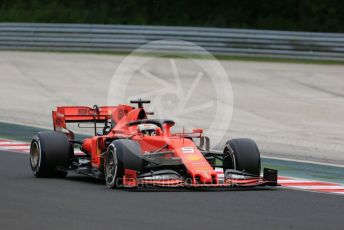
[223, 138, 261, 176]
[30, 131, 70, 177]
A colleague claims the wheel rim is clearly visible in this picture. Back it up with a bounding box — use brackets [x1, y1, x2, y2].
[30, 141, 40, 168]
[224, 149, 236, 170]
[105, 149, 118, 186]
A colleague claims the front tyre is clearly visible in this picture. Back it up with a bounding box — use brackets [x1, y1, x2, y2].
[30, 131, 70, 178]
[105, 145, 123, 188]
[104, 139, 142, 189]
[223, 138, 261, 176]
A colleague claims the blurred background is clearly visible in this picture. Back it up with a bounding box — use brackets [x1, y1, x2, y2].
[0, 0, 343, 32]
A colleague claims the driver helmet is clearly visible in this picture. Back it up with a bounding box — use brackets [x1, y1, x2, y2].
[138, 124, 160, 136]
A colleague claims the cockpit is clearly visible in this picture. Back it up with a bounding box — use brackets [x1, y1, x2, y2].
[137, 123, 161, 136]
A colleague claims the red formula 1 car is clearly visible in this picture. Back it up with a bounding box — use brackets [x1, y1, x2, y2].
[29, 100, 278, 189]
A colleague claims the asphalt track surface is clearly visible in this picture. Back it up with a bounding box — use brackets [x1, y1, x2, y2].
[0, 150, 343, 230]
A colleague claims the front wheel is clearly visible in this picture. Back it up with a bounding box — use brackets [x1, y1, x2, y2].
[223, 138, 261, 176]
[104, 139, 142, 189]
[104, 144, 124, 188]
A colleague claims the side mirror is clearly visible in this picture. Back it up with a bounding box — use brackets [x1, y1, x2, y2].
[192, 128, 203, 134]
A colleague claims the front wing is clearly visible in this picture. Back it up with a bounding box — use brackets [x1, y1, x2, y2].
[123, 168, 279, 188]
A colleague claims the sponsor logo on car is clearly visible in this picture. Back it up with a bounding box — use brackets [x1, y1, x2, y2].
[181, 147, 194, 153]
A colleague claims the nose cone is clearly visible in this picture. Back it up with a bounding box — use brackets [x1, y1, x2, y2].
[167, 138, 218, 184]
[195, 171, 217, 184]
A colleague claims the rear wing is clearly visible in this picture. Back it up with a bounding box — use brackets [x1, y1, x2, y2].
[52, 106, 119, 136]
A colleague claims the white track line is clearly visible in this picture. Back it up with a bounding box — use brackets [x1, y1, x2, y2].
[0, 146, 30, 150]
[288, 185, 344, 190]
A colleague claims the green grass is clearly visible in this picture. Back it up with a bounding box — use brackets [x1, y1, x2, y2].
[214, 54, 344, 65]
[1, 0, 344, 33]
[2, 48, 344, 65]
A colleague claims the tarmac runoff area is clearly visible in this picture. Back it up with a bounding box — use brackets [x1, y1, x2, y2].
[0, 51, 344, 165]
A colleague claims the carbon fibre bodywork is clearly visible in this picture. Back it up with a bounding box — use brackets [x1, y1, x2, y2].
[45, 100, 278, 188]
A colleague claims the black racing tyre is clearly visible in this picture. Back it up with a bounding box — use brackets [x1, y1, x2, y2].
[104, 139, 142, 188]
[104, 144, 124, 188]
[223, 138, 261, 176]
[30, 131, 70, 178]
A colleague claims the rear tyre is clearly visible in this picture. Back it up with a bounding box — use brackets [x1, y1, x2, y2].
[30, 131, 70, 178]
[223, 138, 261, 176]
